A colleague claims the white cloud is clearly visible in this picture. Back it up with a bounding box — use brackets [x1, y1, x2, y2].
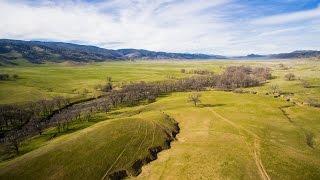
[252, 6, 320, 25]
[0, 0, 319, 55]
[0, 0, 233, 53]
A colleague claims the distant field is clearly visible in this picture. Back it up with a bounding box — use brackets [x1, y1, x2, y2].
[1, 60, 319, 104]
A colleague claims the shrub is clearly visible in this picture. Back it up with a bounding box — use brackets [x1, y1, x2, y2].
[192, 69, 213, 75]
[300, 80, 311, 88]
[180, 69, 186, 73]
[306, 98, 320, 107]
[0, 74, 10, 81]
[94, 84, 103, 90]
[279, 64, 289, 70]
[269, 84, 280, 94]
[106, 76, 112, 82]
[12, 74, 19, 79]
[284, 73, 295, 81]
[147, 95, 156, 103]
[233, 88, 244, 93]
[305, 131, 315, 148]
[102, 82, 113, 92]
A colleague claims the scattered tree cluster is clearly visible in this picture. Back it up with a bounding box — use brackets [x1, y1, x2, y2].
[0, 74, 18, 81]
[0, 96, 70, 154]
[215, 66, 271, 90]
[180, 69, 213, 75]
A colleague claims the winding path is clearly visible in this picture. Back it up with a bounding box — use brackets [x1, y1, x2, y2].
[207, 108, 270, 180]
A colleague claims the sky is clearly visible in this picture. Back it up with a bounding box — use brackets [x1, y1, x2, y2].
[0, 0, 319, 55]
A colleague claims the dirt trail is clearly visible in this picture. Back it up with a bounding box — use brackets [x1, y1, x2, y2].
[254, 139, 271, 180]
[207, 108, 270, 180]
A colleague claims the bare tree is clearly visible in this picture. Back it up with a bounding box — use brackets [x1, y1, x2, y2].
[188, 93, 202, 107]
[5, 130, 25, 155]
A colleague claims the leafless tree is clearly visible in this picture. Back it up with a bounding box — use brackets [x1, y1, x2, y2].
[188, 93, 202, 106]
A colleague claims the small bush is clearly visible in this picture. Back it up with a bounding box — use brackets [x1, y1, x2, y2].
[269, 84, 280, 94]
[284, 73, 295, 81]
[101, 82, 113, 92]
[12, 74, 19, 79]
[233, 88, 244, 93]
[180, 69, 186, 73]
[0, 73, 10, 81]
[94, 84, 103, 90]
[147, 94, 156, 103]
[305, 131, 315, 148]
[306, 98, 320, 107]
[279, 64, 289, 70]
[300, 80, 311, 88]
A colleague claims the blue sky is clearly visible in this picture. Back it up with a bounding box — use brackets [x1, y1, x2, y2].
[0, 0, 319, 55]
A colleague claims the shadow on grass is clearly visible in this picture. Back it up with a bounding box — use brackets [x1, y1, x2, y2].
[199, 103, 225, 108]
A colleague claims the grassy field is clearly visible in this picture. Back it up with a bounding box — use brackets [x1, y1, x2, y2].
[136, 92, 320, 179]
[0, 60, 319, 179]
[0, 91, 319, 179]
[1, 60, 319, 104]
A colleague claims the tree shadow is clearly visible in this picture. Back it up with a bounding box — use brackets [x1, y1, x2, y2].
[199, 103, 225, 108]
[309, 85, 320, 88]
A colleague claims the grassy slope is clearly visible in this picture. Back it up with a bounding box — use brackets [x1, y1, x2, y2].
[0, 91, 319, 179]
[0, 108, 178, 179]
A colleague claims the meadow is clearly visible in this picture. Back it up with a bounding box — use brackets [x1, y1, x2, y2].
[1, 60, 319, 104]
[0, 59, 319, 179]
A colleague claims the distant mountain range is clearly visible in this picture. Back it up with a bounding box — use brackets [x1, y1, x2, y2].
[0, 39, 225, 64]
[0, 39, 319, 64]
[234, 51, 320, 59]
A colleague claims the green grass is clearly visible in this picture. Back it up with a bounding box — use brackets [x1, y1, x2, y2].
[0, 113, 110, 162]
[1, 60, 319, 104]
[0, 60, 319, 179]
[0, 91, 319, 179]
[136, 91, 320, 179]
[0, 107, 178, 179]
